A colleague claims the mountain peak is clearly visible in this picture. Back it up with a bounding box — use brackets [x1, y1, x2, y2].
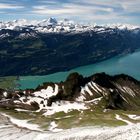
[39, 17, 58, 26]
[47, 17, 57, 25]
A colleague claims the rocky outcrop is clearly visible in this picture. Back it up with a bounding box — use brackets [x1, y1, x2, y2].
[0, 72, 140, 111]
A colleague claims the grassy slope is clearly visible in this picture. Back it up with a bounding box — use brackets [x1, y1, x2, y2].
[0, 99, 139, 131]
[0, 76, 17, 89]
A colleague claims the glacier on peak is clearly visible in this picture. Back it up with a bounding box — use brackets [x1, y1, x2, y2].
[0, 18, 139, 33]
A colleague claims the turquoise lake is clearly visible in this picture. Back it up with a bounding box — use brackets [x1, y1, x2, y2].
[19, 51, 140, 89]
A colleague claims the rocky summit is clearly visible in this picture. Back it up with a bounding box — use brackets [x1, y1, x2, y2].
[0, 72, 140, 113]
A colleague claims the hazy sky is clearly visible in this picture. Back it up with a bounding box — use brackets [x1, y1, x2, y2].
[0, 0, 140, 25]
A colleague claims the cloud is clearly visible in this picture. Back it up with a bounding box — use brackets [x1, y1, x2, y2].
[0, 3, 24, 9]
[0, 0, 140, 25]
[31, 1, 117, 24]
[32, 3, 113, 15]
[37, 0, 60, 5]
[120, 0, 140, 13]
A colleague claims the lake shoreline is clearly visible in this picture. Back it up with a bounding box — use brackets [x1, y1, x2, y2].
[18, 50, 140, 89]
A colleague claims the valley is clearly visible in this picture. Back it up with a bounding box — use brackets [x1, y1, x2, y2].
[0, 18, 140, 76]
[0, 18, 140, 140]
[18, 50, 140, 89]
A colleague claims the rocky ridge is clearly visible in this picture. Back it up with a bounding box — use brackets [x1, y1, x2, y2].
[0, 72, 140, 113]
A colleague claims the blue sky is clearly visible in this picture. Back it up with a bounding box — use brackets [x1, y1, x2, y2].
[0, 0, 140, 25]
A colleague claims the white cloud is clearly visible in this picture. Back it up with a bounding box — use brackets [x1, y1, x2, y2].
[65, 0, 140, 14]
[0, 3, 24, 9]
[0, 0, 139, 24]
[31, 0, 140, 25]
[32, 3, 113, 16]
[121, 0, 140, 13]
[31, 2, 116, 24]
[32, 9, 81, 15]
[38, 1, 60, 5]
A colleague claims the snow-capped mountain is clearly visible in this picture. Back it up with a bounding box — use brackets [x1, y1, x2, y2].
[0, 18, 140, 76]
[0, 18, 139, 34]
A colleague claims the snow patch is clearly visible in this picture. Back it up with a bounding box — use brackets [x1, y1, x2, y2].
[43, 101, 88, 116]
[48, 121, 63, 132]
[85, 97, 103, 104]
[33, 84, 58, 99]
[55, 115, 73, 120]
[15, 108, 35, 112]
[92, 82, 102, 92]
[77, 81, 102, 102]
[85, 84, 93, 96]
[76, 94, 86, 102]
[3, 92, 8, 97]
[127, 115, 140, 120]
[115, 114, 133, 125]
[1, 113, 41, 131]
[123, 87, 135, 97]
[35, 124, 140, 140]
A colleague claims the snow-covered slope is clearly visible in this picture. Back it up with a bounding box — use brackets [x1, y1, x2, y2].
[0, 18, 139, 33]
[0, 113, 140, 140]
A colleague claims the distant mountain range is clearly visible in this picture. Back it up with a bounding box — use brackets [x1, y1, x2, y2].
[0, 18, 140, 76]
[0, 18, 140, 33]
